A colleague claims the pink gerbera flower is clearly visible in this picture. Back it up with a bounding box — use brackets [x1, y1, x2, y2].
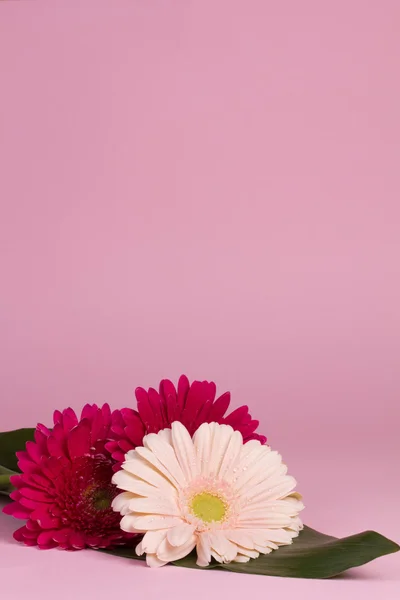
[106, 375, 267, 469]
[3, 404, 134, 550]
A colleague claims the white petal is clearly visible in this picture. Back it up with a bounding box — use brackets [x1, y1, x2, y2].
[158, 428, 173, 445]
[233, 546, 259, 559]
[209, 531, 238, 562]
[120, 515, 139, 533]
[210, 550, 224, 563]
[238, 514, 292, 528]
[146, 553, 168, 568]
[171, 421, 198, 481]
[245, 528, 295, 545]
[225, 529, 255, 549]
[143, 433, 187, 487]
[167, 523, 196, 547]
[112, 470, 160, 496]
[286, 516, 304, 533]
[196, 532, 212, 566]
[156, 534, 197, 562]
[122, 455, 175, 491]
[141, 529, 169, 553]
[233, 555, 251, 563]
[111, 491, 133, 513]
[233, 445, 274, 491]
[218, 430, 242, 480]
[136, 541, 144, 556]
[193, 422, 212, 476]
[128, 496, 180, 516]
[255, 544, 274, 553]
[243, 498, 304, 518]
[130, 515, 183, 531]
[208, 424, 235, 478]
[135, 446, 185, 489]
[263, 476, 298, 501]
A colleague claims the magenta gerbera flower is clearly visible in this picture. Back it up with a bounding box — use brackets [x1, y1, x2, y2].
[106, 375, 267, 468]
[3, 404, 134, 550]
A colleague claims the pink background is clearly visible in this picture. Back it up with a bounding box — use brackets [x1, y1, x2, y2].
[0, 1, 399, 598]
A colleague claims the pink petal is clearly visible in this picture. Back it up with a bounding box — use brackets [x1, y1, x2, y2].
[16, 452, 39, 474]
[52, 529, 72, 544]
[19, 497, 39, 510]
[111, 450, 125, 463]
[237, 419, 260, 438]
[124, 420, 145, 447]
[117, 439, 133, 453]
[208, 391, 231, 421]
[53, 410, 63, 425]
[224, 405, 249, 427]
[47, 435, 65, 458]
[25, 519, 41, 531]
[81, 404, 99, 421]
[181, 381, 207, 432]
[104, 441, 118, 454]
[10, 489, 22, 501]
[29, 473, 52, 489]
[193, 398, 213, 430]
[206, 381, 217, 402]
[165, 393, 178, 423]
[3, 502, 31, 519]
[61, 408, 79, 432]
[159, 378, 177, 403]
[110, 424, 125, 437]
[20, 487, 53, 503]
[101, 403, 111, 424]
[136, 387, 157, 432]
[69, 531, 86, 549]
[148, 388, 165, 430]
[40, 455, 69, 478]
[37, 530, 58, 547]
[36, 512, 60, 529]
[37, 423, 51, 436]
[118, 408, 132, 425]
[177, 374, 190, 412]
[14, 526, 35, 543]
[10, 474, 23, 487]
[20, 528, 40, 540]
[68, 419, 91, 459]
[246, 433, 267, 444]
[90, 408, 106, 443]
[34, 429, 49, 453]
[47, 423, 68, 457]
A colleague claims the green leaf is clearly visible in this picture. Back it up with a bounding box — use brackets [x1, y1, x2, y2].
[99, 525, 399, 579]
[0, 429, 35, 472]
[0, 465, 17, 496]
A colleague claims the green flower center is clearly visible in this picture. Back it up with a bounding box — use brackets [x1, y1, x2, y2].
[92, 489, 112, 511]
[191, 492, 226, 523]
[83, 485, 112, 511]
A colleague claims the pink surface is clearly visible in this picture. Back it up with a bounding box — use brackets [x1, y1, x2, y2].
[0, 0, 399, 598]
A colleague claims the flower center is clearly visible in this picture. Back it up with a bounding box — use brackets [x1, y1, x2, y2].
[83, 485, 113, 511]
[190, 492, 227, 523]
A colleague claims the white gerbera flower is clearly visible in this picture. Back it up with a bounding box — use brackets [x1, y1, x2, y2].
[112, 422, 304, 567]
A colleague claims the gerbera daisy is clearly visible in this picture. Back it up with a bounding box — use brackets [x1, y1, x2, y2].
[3, 404, 134, 549]
[112, 421, 303, 567]
[106, 375, 266, 469]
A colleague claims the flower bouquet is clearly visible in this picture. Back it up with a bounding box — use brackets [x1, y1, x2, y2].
[1, 375, 398, 578]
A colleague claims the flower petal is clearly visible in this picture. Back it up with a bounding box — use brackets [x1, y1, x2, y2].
[156, 535, 197, 562]
[67, 419, 91, 459]
[128, 496, 180, 517]
[171, 421, 198, 481]
[167, 523, 196, 547]
[128, 515, 183, 531]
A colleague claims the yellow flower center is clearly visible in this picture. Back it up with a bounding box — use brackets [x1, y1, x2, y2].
[190, 492, 227, 523]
